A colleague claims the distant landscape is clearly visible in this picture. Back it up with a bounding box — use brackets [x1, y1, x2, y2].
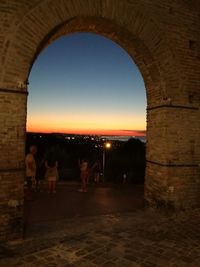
[100, 135, 146, 142]
[26, 132, 146, 184]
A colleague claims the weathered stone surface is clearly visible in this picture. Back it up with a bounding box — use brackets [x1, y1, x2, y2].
[1, 210, 200, 267]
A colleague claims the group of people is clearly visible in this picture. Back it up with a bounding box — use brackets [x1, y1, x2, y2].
[25, 145, 102, 199]
[25, 145, 58, 198]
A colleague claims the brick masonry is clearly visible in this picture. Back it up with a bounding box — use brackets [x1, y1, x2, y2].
[0, 0, 200, 242]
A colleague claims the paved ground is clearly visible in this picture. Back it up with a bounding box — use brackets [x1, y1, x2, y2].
[0, 183, 200, 267]
[24, 183, 144, 230]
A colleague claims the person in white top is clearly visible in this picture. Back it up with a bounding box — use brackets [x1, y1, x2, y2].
[25, 145, 37, 190]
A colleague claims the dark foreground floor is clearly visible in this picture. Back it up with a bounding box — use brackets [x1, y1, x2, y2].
[1, 183, 200, 267]
[24, 182, 144, 236]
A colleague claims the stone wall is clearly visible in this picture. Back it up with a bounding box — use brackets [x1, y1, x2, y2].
[0, 91, 26, 241]
[0, 0, 199, 242]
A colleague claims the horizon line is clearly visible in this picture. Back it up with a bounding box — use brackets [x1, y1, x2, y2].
[26, 130, 146, 137]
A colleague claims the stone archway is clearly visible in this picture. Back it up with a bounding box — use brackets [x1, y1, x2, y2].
[0, 0, 199, 242]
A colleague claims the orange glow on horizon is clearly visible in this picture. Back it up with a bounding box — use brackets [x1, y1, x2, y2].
[27, 126, 145, 137]
[27, 113, 146, 136]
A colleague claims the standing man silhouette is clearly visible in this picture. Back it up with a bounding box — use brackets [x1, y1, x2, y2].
[25, 145, 37, 200]
[78, 159, 89, 192]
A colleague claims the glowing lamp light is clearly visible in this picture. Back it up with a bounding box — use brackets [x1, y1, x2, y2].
[105, 142, 111, 149]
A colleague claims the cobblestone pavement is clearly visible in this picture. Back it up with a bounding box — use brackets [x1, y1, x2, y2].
[1, 208, 200, 267]
[1, 184, 200, 266]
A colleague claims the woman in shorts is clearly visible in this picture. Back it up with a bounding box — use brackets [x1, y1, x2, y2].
[45, 158, 58, 194]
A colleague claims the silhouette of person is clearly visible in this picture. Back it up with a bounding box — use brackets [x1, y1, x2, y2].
[35, 157, 46, 192]
[78, 159, 89, 192]
[123, 173, 127, 183]
[92, 160, 101, 183]
[25, 145, 37, 200]
[45, 157, 58, 194]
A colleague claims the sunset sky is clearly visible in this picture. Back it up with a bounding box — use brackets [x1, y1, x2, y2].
[28, 32, 146, 136]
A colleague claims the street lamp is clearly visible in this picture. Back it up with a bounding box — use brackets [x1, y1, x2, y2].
[102, 142, 111, 182]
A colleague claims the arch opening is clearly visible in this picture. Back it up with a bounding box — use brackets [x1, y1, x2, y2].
[25, 30, 147, 231]
[27, 17, 163, 107]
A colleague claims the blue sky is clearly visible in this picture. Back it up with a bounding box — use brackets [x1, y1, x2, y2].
[28, 32, 146, 136]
